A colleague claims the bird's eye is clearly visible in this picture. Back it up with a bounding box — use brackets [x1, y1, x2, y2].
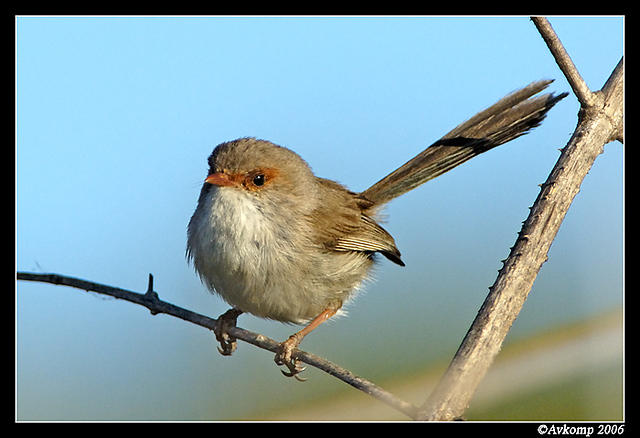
[244, 169, 276, 190]
[252, 173, 266, 186]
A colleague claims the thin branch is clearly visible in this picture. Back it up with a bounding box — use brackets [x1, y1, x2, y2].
[416, 17, 623, 421]
[16, 271, 419, 420]
[531, 17, 597, 107]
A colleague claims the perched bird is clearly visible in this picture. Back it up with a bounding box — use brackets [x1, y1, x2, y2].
[187, 80, 567, 379]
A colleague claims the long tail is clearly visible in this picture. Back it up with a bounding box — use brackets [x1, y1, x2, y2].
[360, 80, 568, 205]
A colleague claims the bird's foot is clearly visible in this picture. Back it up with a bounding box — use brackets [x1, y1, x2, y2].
[214, 308, 242, 356]
[274, 334, 307, 381]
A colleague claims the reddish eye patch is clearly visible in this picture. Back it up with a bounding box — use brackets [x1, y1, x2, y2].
[243, 167, 279, 191]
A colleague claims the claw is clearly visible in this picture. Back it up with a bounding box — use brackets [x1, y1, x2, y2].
[217, 342, 236, 356]
[274, 334, 307, 381]
[271, 307, 340, 381]
[213, 308, 242, 356]
[281, 368, 307, 382]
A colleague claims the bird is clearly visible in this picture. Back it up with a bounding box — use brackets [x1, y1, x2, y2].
[187, 80, 567, 379]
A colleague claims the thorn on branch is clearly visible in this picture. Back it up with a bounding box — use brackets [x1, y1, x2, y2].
[144, 273, 160, 314]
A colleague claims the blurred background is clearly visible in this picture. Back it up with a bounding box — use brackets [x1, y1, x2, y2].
[16, 16, 623, 421]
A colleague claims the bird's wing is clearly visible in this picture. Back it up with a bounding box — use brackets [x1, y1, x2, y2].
[311, 178, 404, 266]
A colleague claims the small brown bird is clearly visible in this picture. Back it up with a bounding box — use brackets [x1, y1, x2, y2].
[187, 80, 566, 379]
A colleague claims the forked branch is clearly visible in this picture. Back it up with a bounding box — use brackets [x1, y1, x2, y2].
[416, 17, 623, 421]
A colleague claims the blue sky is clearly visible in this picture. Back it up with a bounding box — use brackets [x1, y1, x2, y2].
[16, 16, 623, 420]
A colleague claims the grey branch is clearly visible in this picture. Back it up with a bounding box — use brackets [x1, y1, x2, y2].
[531, 17, 597, 107]
[416, 17, 623, 421]
[16, 271, 419, 419]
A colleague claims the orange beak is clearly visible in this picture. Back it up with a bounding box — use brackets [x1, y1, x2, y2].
[205, 172, 237, 187]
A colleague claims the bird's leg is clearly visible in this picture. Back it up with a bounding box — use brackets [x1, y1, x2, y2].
[214, 308, 243, 356]
[275, 307, 338, 381]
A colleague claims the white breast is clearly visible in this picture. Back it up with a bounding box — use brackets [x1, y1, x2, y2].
[189, 186, 329, 323]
